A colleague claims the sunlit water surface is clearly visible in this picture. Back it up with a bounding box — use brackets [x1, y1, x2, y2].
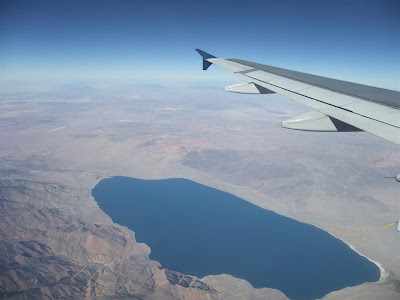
[92, 176, 380, 300]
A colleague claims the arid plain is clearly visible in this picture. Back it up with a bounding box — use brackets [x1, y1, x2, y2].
[1, 80, 400, 299]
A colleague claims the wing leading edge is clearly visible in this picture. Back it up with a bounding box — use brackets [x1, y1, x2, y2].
[196, 49, 400, 146]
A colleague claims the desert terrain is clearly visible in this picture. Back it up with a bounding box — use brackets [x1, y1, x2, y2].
[1, 80, 399, 299]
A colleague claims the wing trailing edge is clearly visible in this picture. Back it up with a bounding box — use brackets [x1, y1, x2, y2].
[195, 49, 400, 145]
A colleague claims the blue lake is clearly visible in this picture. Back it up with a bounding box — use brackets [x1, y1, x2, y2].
[92, 176, 380, 300]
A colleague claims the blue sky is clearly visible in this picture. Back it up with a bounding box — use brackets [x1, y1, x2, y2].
[1, 0, 399, 89]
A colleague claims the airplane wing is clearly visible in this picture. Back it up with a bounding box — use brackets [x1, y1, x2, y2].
[196, 49, 400, 146]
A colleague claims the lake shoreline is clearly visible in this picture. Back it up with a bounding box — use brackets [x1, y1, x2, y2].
[92, 175, 381, 300]
[325, 230, 386, 282]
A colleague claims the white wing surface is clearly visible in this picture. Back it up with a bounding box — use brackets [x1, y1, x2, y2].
[196, 49, 400, 146]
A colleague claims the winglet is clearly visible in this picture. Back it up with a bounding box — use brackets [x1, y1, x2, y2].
[195, 49, 216, 70]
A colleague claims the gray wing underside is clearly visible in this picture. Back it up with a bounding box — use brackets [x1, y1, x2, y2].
[196, 49, 400, 146]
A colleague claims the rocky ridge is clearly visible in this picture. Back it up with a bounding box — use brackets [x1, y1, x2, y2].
[0, 176, 288, 300]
